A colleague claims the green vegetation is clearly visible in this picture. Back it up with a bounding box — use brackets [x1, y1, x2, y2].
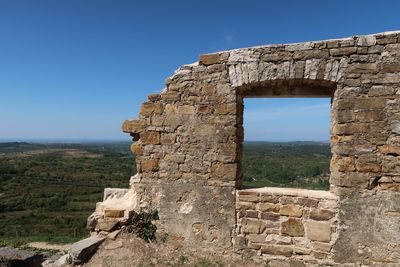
[0, 141, 330, 245]
[126, 210, 159, 242]
[0, 142, 134, 244]
[243, 141, 330, 190]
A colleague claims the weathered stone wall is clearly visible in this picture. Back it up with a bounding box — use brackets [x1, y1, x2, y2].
[91, 31, 400, 265]
[235, 188, 339, 266]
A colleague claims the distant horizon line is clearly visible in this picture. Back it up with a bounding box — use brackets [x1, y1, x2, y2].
[0, 138, 330, 144]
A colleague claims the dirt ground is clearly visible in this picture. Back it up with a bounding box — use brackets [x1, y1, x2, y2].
[27, 242, 71, 252]
[83, 232, 261, 267]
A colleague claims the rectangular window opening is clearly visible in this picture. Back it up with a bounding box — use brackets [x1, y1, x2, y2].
[242, 98, 331, 191]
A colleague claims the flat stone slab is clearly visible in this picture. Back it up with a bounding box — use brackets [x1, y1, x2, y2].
[0, 247, 43, 266]
[70, 236, 105, 264]
[240, 187, 338, 200]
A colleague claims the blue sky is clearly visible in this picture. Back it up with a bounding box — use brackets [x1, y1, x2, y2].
[0, 0, 399, 141]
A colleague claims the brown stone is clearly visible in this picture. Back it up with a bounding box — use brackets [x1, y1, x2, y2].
[160, 91, 180, 101]
[215, 103, 236, 115]
[236, 201, 256, 210]
[279, 204, 303, 217]
[378, 145, 400, 156]
[160, 133, 176, 145]
[197, 105, 214, 114]
[122, 119, 145, 133]
[260, 212, 280, 221]
[244, 210, 258, 218]
[331, 155, 355, 172]
[164, 154, 185, 163]
[199, 53, 221, 66]
[355, 110, 384, 122]
[104, 209, 124, 218]
[147, 93, 161, 101]
[96, 219, 119, 232]
[130, 143, 143, 155]
[202, 84, 215, 95]
[297, 197, 319, 208]
[312, 241, 332, 252]
[348, 63, 379, 74]
[259, 203, 280, 212]
[140, 131, 160, 145]
[281, 218, 304, 237]
[140, 102, 163, 116]
[178, 105, 195, 115]
[305, 221, 331, 242]
[260, 194, 280, 203]
[330, 47, 357, 56]
[141, 159, 159, 172]
[237, 194, 259, 203]
[247, 234, 266, 243]
[211, 163, 237, 181]
[310, 209, 335, 221]
[356, 162, 381, 173]
[261, 244, 293, 256]
[242, 219, 266, 234]
[382, 64, 400, 73]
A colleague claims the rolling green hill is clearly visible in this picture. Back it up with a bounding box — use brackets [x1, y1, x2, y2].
[0, 141, 330, 245]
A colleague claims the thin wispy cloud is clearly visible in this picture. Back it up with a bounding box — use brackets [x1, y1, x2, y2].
[224, 34, 234, 42]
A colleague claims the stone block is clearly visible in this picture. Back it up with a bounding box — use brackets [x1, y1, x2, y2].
[140, 131, 160, 145]
[348, 63, 379, 74]
[309, 209, 335, 221]
[242, 219, 266, 234]
[164, 154, 185, 163]
[96, 219, 119, 232]
[130, 143, 143, 155]
[378, 145, 400, 156]
[141, 159, 159, 172]
[281, 218, 304, 237]
[147, 93, 161, 102]
[160, 133, 176, 144]
[356, 35, 376, 46]
[236, 201, 256, 210]
[215, 103, 236, 115]
[260, 212, 280, 221]
[199, 53, 221, 65]
[312, 241, 332, 252]
[178, 105, 196, 115]
[261, 244, 293, 256]
[382, 63, 400, 73]
[160, 91, 180, 101]
[260, 194, 280, 203]
[330, 47, 357, 56]
[297, 197, 319, 208]
[305, 221, 331, 242]
[244, 210, 258, 218]
[279, 204, 303, 217]
[247, 234, 267, 243]
[237, 193, 259, 203]
[122, 119, 145, 133]
[70, 236, 105, 264]
[259, 203, 280, 212]
[104, 209, 124, 218]
[211, 163, 237, 181]
[140, 102, 163, 116]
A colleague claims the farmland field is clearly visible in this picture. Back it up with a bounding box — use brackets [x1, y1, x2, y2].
[0, 141, 330, 245]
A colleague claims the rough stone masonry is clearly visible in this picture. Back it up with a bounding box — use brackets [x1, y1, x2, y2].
[89, 31, 400, 266]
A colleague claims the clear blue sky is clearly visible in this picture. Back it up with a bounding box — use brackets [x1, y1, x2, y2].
[0, 0, 399, 142]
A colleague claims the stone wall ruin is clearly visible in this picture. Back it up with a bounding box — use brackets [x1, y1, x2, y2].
[90, 31, 400, 266]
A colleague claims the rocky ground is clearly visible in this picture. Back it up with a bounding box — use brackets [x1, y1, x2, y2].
[83, 232, 259, 267]
[1, 231, 261, 267]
